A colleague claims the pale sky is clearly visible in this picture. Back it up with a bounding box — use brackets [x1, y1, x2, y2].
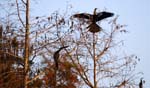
[31, 0, 150, 87]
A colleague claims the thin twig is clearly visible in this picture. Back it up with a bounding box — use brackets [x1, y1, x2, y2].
[16, 0, 25, 28]
[21, 0, 26, 5]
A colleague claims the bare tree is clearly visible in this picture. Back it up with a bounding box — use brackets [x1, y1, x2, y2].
[52, 9, 141, 88]
[0, 1, 142, 88]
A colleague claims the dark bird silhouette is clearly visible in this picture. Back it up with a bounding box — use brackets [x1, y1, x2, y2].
[53, 46, 68, 69]
[139, 78, 143, 88]
[73, 8, 114, 33]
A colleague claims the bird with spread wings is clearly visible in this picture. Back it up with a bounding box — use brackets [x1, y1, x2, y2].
[73, 8, 114, 33]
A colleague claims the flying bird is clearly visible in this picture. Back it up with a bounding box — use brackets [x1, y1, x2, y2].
[73, 8, 114, 33]
[53, 46, 69, 70]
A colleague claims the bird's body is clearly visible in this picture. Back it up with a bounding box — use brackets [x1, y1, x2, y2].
[53, 46, 68, 69]
[73, 8, 114, 33]
[87, 23, 102, 33]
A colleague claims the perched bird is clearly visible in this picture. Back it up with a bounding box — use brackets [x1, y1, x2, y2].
[53, 46, 68, 69]
[73, 8, 114, 33]
[139, 78, 143, 88]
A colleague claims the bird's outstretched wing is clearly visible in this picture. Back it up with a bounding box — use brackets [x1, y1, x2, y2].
[95, 11, 114, 22]
[73, 13, 92, 19]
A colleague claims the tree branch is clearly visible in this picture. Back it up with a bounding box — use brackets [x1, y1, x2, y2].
[16, 0, 25, 28]
[21, 0, 26, 5]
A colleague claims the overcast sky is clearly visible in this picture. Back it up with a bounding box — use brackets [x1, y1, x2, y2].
[30, 0, 150, 87]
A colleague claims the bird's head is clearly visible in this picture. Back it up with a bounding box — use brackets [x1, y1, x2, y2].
[140, 77, 143, 81]
[93, 8, 98, 15]
[140, 77, 145, 83]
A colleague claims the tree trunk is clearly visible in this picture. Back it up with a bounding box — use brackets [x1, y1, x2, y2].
[24, 0, 30, 88]
[93, 33, 97, 88]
